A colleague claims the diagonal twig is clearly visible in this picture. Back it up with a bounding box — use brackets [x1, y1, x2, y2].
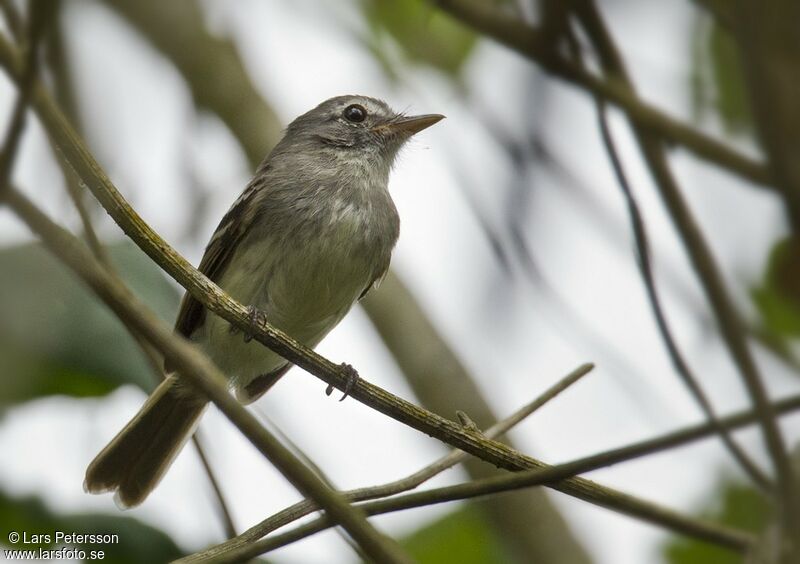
[571, 0, 797, 534]
[206, 387, 800, 562]
[180, 364, 593, 563]
[0, 0, 49, 192]
[594, 100, 769, 488]
[192, 431, 237, 540]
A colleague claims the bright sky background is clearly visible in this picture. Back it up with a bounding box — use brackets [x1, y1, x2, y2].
[1, 1, 799, 563]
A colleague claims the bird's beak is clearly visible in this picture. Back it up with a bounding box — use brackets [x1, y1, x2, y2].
[372, 114, 445, 136]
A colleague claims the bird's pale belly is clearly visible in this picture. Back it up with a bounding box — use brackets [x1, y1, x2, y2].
[191, 232, 377, 391]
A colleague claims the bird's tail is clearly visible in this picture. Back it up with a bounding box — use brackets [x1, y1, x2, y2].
[84, 375, 207, 508]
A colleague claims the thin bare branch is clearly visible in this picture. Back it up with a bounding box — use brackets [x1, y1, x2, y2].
[0, 0, 50, 191]
[203, 388, 800, 562]
[192, 432, 237, 540]
[219, 462, 755, 562]
[181, 364, 593, 563]
[595, 102, 770, 488]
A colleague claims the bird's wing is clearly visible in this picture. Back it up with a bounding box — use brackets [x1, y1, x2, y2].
[172, 176, 265, 342]
[358, 255, 391, 301]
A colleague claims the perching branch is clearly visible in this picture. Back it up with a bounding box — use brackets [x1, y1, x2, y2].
[181, 364, 593, 563]
[1, 186, 412, 564]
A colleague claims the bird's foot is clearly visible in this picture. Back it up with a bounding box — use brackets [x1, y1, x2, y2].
[232, 305, 267, 343]
[325, 363, 359, 402]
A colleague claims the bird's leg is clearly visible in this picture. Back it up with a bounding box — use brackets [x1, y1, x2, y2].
[325, 363, 360, 402]
[231, 305, 268, 343]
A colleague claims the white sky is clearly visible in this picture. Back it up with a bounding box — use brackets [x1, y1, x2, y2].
[1, 1, 799, 563]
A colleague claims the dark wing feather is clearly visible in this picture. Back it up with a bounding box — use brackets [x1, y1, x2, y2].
[165, 176, 265, 372]
[358, 256, 391, 301]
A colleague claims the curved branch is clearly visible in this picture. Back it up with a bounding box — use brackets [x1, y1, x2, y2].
[596, 105, 769, 488]
[571, 0, 798, 534]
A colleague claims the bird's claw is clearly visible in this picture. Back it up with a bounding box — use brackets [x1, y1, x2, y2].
[241, 305, 268, 343]
[325, 363, 359, 401]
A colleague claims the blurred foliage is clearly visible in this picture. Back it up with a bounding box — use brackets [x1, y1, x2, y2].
[400, 505, 514, 564]
[751, 237, 800, 338]
[0, 487, 183, 562]
[664, 481, 771, 564]
[0, 240, 180, 410]
[690, 18, 752, 133]
[360, 0, 476, 80]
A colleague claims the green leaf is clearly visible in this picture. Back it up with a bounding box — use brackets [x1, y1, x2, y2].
[690, 17, 752, 133]
[751, 237, 800, 338]
[663, 481, 771, 564]
[400, 505, 514, 564]
[0, 240, 181, 408]
[0, 487, 183, 563]
[360, 0, 477, 78]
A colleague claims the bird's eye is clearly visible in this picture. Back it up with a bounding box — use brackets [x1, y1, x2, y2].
[343, 104, 367, 123]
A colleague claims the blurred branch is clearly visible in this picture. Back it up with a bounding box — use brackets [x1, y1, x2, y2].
[431, 0, 773, 188]
[0, 0, 23, 41]
[183, 364, 594, 563]
[571, 0, 799, 538]
[595, 103, 770, 489]
[733, 1, 800, 233]
[62, 168, 109, 263]
[691, 0, 734, 31]
[103, 0, 281, 166]
[0, 0, 49, 190]
[222, 434, 759, 562]
[1, 186, 412, 564]
[44, 0, 102, 242]
[209, 388, 800, 562]
[191, 432, 237, 540]
[362, 272, 592, 564]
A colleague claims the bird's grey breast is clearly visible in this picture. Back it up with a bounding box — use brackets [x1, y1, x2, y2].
[249, 159, 400, 325]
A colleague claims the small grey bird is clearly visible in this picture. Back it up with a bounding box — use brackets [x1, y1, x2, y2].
[84, 95, 443, 507]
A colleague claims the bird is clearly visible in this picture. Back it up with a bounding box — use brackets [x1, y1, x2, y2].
[84, 95, 443, 508]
